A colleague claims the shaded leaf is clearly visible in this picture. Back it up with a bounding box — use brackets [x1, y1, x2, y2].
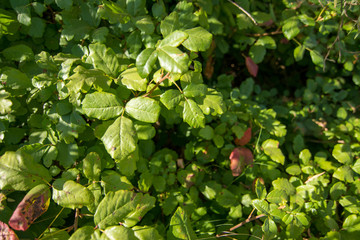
[98, 0, 130, 24]
[68, 226, 101, 240]
[167, 207, 197, 240]
[88, 43, 120, 77]
[0, 151, 51, 191]
[83, 152, 102, 181]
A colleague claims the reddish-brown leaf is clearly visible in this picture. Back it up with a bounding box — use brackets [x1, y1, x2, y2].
[245, 57, 258, 77]
[8, 184, 50, 231]
[234, 127, 252, 146]
[0, 221, 19, 240]
[229, 147, 254, 176]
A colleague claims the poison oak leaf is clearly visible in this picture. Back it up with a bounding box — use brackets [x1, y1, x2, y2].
[0, 221, 19, 240]
[230, 147, 254, 176]
[245, 57, 258, 77]
[234, 127, 252, 146]
[8, 184, 50, 231]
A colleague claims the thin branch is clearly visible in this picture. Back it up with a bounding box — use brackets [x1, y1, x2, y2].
[246, 29, 283, 37]
[227, 0, 257, 25]
[143, 72, 170, 97]
[229, 213, 266, 231]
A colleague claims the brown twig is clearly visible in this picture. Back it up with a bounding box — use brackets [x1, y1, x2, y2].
[143, 72, 170, 97]
[229, 213, 266, 231]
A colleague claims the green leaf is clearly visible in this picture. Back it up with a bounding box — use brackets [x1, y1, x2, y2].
[158, 30, 188, 48]
[333, 165, 354, 183]
[133, 225, 164, 240]
[52, 179, 94, 209]
[282, 18, 301, 40]
[28, 17, 46, 38]
[126, 0, 146, 16]
[182, 27, 212, 52]
[294, 45, 305, 61]
[135, 16, 155, 34]
[101, 225, 137, 240]
[88, 43, 120, 77]
[266, 189, 288, 204]
[134, 123, 156, 140]
[199, 125, 214, 140]
[69, 226, 101, 240]
[255, 179, 267, 199]
[256, 36, 276, 49]
[157, 46, 189, 73]
[83, 152, 102, 181]
[101, 170, 133, 193]
[332, 143, 352, 165]
[0, 67, 31, 89]
[138, 171, 153, 192]
[198, 89, 226, 115]
[136, 48, 158, 77]
[2, 44, 34, 62]
[98, 0, 130, 24]
[160, 89, 184, 110]
[160, 11, 180, 37]
[61, 19, 91, 42]
[262, 139, 285, 165]
[330, 182, 346, 200]
[0, 151, 51, 191]
[183, 83, 207, 97]
[94, 190, 155, 229]
[125, 97, 161, 123]
[309, 50, 324, 67]
[352, 159, 360, 175]
[252, 199, 269, 215]
[167, 207, 197, 240]
[101, 116, 137, 161]
[0, 9, 19, 36]
[0, 90, 12, 114]
[183, 99, 205, 128]
[82, 92, 124, 120]
[55, 0, 72, 9]
[10, 0, 31, 26]
[263, 217, 277, 234]
[272, 178, 295, 195]
[121, 67, 148, 91]
[249, 45, 266, 64]
[55, 141, 78, 168]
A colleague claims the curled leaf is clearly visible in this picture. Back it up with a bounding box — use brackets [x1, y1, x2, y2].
[230, 147, 254, 176]
[245, 57, 258, 77]
[234, 127, 252, 146]
[8, 184, 50, 231]
[0, 221, 19, 240]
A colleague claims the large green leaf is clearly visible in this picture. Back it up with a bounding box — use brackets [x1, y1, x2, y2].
[183, 99, 205, 128]
[94, 190, 156, 229]
[136, 48, 158, 77]
[157, 46, 189, 74]
[88, 43, 120, 77]
[121, 67, 148, 91]
[56, 141, 79, 168]
[160, 89, 184, 110]
[52, 179, 94, 209]
[101, 116, 137, 161]
[133, 225, 164, 240]
[0, 67, 31, 89]
[160, 11, 180, 37]
[134, 16, 155, 34]
[2, 44, 34, 62]
[126, 0, 146, 16]
[82, 92, 124, 120]
[158, 30, 188, 48]
[0, 151, 51, 191]
[182, 27, 212, 52]
[262, 139, 285, 165]
[252, 199, 269, 215]
[83, 152, 102, 181]
[101, 225, 137, 240]
[125, 97, 161, 123]
[167, 207, 197, 240]
[69, 226, 101, 240]
[332, 143, 352, 165]
[98, 0, 130, 24]
[183, 83, 207, 98]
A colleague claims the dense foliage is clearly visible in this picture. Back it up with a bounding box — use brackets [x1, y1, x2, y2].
[0, 0, 360, 239]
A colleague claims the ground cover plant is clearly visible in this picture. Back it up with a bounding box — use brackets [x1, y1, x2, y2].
[0, 0, 360, 239]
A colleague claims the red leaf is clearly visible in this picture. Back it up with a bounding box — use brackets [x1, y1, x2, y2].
[230, 147, 254, 177]
[234, 127, 252, 146]
[0, 221, 19, 240]
[245, 57, 258, 77]
[8, 184, 50, 231]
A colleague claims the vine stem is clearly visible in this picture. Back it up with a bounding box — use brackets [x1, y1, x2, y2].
[143, 72, 170, 97]
[227, 0, 257, 25]
[229, 213, 266, 231]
